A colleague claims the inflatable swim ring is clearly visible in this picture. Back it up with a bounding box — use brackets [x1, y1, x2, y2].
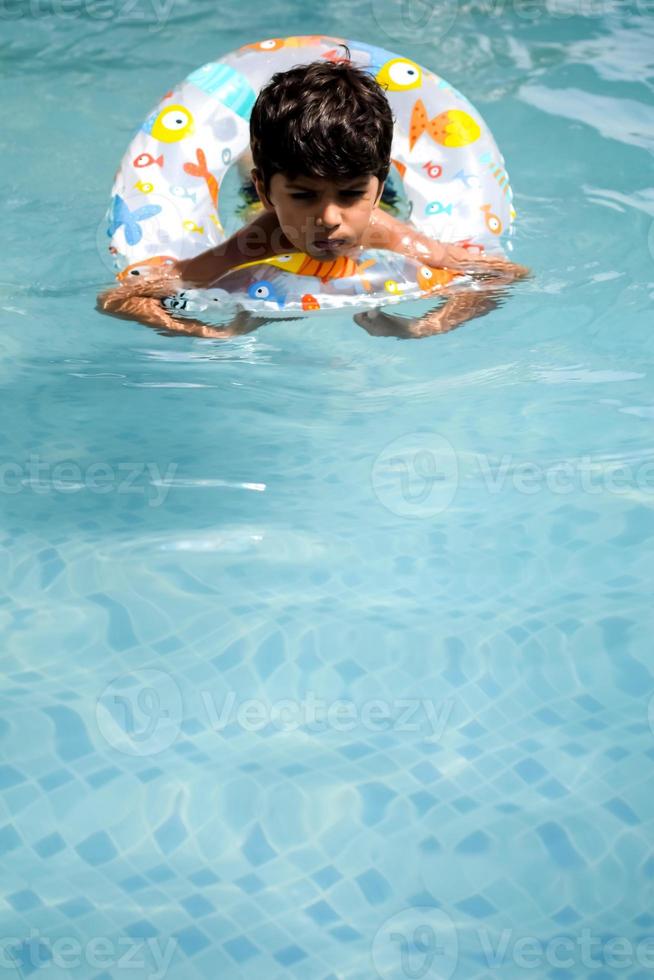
[105, 35, 516, 318]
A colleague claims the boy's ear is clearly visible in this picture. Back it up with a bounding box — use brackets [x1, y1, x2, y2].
[251, 168, 275, 211]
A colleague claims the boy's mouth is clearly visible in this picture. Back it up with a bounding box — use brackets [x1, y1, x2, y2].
[312, 238, 348, 252]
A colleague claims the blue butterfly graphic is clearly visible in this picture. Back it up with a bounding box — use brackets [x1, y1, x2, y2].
[107, 195, 162, 246]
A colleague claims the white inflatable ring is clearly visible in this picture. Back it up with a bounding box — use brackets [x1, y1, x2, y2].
[106, 35, 516, 317]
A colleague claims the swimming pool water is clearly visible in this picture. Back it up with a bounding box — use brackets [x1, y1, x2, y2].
[2, 2, 654, 978]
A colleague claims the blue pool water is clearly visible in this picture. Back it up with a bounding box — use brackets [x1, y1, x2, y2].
[2, 3, 654, 979]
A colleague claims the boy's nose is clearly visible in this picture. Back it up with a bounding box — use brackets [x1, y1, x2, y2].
[316, 201, 341, 230]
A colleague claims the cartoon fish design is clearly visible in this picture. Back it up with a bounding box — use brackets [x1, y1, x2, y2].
[452, 168, 480, 189]
[376, 57, 422, 92]
[146, 105, 194, 143]
[416, 265, 461, 291]
[384, 279, 410, 295]
[243, 36, 327, 52]
[231, 252, 376, 288]
[107, 195, 162, 247]
[481, 204, 502, 235]
[247, 280, 285, 308]
[133, 152, 164, 169]
[409, 101, 481, 151]
[117, 255, 177, 281]
[479, 150, 513, 199]
[425, 200, 454, 216]
[183, 148, 219, 210]
[134, 180, 153, 193]
[170, 185, 197, 203]
[186, 63, 256, 120]
[301, 294, 320, 310]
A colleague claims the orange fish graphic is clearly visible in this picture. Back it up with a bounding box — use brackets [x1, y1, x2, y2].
[417, 264, 462, 291]
[183, 148, 219, 210]
[481, 204, 502, 235]
[409, 100, 481, 151]
[293, 253, 376, 286]
[117, 255, 177, 281]
[302, 293, 320, 310]
[242, 36, 327, 53]
[232, 252, 377, 291]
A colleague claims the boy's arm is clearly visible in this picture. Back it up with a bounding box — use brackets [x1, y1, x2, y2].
[97, 209, 292, 335]
[97, 287, 227, 338]
[97, 277, 269, 339]
[354, 285, 510, 339]
[367, 209, 530, 281]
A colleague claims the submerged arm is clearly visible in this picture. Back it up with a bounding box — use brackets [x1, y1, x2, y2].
[354, 284, 512, 339]
[96, 210, 291, 336]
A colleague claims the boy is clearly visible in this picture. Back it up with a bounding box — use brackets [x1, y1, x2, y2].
[98, 57, 529, 339]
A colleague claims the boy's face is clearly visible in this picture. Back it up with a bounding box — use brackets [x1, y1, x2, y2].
[251, 170, 384, 259]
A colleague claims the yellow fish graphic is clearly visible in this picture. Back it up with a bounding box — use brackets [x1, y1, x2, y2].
[376, 57, 422, 92]
[409, 101, 480, 151]
[151, 105, 194, 143]
[231, 252, 376, 289]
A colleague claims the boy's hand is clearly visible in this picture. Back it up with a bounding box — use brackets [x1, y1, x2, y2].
[439, 244, 531, 281]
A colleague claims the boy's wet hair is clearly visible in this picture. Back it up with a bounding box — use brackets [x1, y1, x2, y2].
[249, 46, 395, 195]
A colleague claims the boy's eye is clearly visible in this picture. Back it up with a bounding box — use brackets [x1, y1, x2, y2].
[290, 191, 364, 200]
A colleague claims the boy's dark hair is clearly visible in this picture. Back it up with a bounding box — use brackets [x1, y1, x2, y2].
[249, 48, 395, 195]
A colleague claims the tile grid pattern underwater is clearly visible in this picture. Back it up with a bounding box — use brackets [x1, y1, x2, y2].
[3, 1, 654, 978]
